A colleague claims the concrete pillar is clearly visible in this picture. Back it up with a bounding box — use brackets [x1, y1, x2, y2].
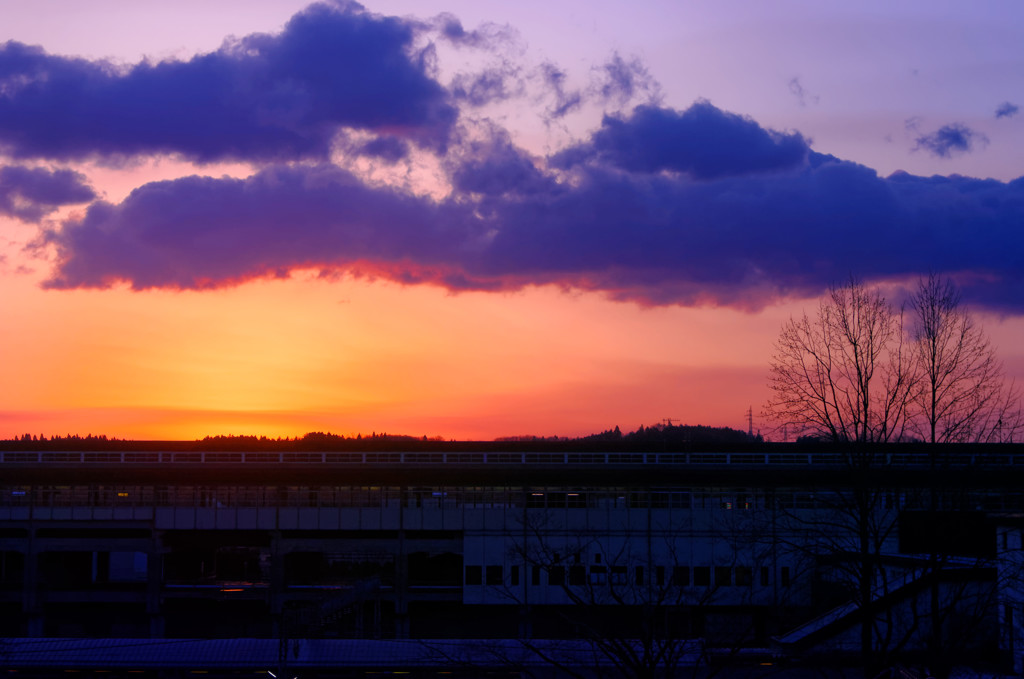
[394, 489, 409, 639]
[147, 536, 164, 638]
[23, 524, 42, 636]
[270, 529, 284, 639]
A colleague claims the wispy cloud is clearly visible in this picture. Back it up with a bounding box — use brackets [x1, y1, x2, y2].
[593, 53, 661, 108]
[538, 62, 584, 120]
[450, 63, 523, 107]
[788, 77, 818, 107]
[914, 123, 989, 158]
[995, 101, 1020, 119]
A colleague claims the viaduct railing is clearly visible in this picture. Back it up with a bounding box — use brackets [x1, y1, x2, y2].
[1, 450, 1022, 466]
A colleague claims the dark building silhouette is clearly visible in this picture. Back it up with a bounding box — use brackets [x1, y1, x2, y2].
[0, 445, 1022, 676]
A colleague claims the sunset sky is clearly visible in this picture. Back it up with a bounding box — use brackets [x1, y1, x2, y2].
[1, 0, 1022, 441]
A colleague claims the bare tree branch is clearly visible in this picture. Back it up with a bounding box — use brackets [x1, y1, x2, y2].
[909, 273, 1023, 444]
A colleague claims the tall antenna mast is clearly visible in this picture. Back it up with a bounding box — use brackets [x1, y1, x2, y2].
[746, 406, 753, 437]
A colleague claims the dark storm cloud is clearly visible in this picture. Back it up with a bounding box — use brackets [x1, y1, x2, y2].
[39, 100, 1024, 313]
[995, 102, 1020, 119]
[914, 123, 989, 158]
[0, 2, 455, 163]
[553, 102, 810, 179]
[0, 165, 94, 222]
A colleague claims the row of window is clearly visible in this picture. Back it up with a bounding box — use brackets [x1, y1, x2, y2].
[3, 485, 1010, 511]
[465, 564, 792, 588]
[0, 485, 802, 509]
[5, 451, 1017, 466]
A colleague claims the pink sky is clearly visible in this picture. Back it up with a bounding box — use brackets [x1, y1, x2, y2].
[1, 1, 1022, 440]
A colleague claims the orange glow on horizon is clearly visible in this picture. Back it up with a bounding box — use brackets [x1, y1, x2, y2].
[6, 265, 1022, 443]
[2, 269, 787, 441]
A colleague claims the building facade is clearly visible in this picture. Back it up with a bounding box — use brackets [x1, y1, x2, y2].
[0, 446, 1020, 675]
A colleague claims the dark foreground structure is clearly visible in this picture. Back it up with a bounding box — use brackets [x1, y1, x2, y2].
[1, 443, 1023, 677]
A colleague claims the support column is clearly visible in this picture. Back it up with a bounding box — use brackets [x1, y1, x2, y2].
[394, 488, 409, 639]
[23, 524, 43, 637]
[270, 529, 285, 640]
[147, 534, 164, 638]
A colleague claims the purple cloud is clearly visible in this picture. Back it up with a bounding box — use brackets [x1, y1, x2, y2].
[42, 165, 482, 291]
[0, 3, 455, 163]
[436, 13, 479, 44]
[0, 165, 94, 222]
[788, 77, 818, 107]
[38, 102, 1024, 314]
[996, 102, 1019, 119]
[593, 53, 661, 107]
[353, 136, 410, 163]
[476, 154, 1024, 311]
[451, 65, 522, 107]
[554, 102, 810, 180]
[539, 63, 583, 119]
[431, 13, 515, 50]
[449, 128, 553, 197]
[914, 123, 989, 158]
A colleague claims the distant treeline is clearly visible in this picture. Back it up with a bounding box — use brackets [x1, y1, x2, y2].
[496, 423, 761, 444]
[0, 431, 436, 452]
[1, 423, 760, 452]
[578, 423, 762, 445]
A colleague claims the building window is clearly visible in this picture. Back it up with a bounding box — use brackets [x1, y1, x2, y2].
[760, 566, 770, 586]
[715, 567, 732, 586]
[781, 566, 791, 587]
[510, 565, 519, 586]
[532, 565, 541, 586]
[635, 566, 644, 586]
[465, 566, 482, 586]
[590, 565, 607, 585]
[486, 565, 503, 585]
[735, 566, 752, 586]
[569, 565, 586, 586]
[611, 566, 627, 585]
[672, 566, 690, 586]
[693, 566, 710, 587]
[549, 566, 565, 586]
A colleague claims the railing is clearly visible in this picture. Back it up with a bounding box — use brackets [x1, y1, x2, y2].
[1, 450, 1023, 467]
